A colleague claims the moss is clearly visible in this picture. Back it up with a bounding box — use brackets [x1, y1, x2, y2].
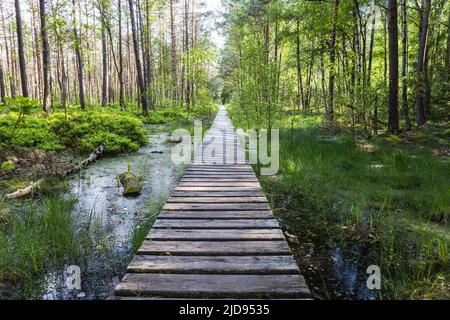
[119, 171, 142, 197]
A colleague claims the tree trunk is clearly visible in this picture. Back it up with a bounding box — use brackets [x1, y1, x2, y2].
[170, 0, 178, 102]
[14, 0, 29, 97]
[327, 0, 339, 122]
[118, 0, 125, 110]
[401, 0, 411, 130]
[0, 63, 5, 103]
[73, 0, 86, 110]
[296, 19, 305, 110]
[446, 11, 450, 82]
[184, 0, 191, 110]
[387, 0, 400, 134]
[101, 3, 108, 108]
[415, 0, 431, 126]
[128, 0, 148, 114]
[39, 0, 51, 114]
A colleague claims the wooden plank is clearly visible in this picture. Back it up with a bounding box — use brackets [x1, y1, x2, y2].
[137, 240, 291, 256]
[181, 177, 258, 181]
[158, 210, 273, 219]
[163, 203, 270, 211]
[114, 274, 310, 298]
[127, 255, 299, 274]
[147, 229, 285, 240]
[166, 196, 267, 203]
[185, 171, 254, 175]
[188, 165, 252, 169]
[186, 166, 254, 174]
[175, 186, 262, 192]
[178, 182, 260, 187]
[153, 219, 279, 229]
[171, 191, 265, 197]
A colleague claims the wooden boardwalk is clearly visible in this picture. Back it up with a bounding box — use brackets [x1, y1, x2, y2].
[114, 106, 310, 299]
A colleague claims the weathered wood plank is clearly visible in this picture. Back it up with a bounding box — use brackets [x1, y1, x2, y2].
[185, 171, 254, 175]
[158, 210, 273, 219]
[166, 196, 267, 203]
[178, 182, 260, 187]
[181, 177, 258, 181]
[186, 169, 253, 173]
[127, 255, 299, 274]
[153, 219, 279, 229]
[163, 203, 270, 211]
[137, 240, 291, 255]
[175, 186, 262, 192]
[114, 274, 310, 298]
[147, 228, 284, 240]
[171, 191, 265, 197]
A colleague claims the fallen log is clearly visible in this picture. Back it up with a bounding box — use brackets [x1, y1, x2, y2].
[5, 178, 45, 199]
[63, 143, 105, 176]
[4, 144, 105, 200]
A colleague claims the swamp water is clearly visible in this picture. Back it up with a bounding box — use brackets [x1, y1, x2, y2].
[42, 125, 183, 299]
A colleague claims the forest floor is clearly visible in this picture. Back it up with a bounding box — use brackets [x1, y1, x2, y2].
[229, 107, 449, 300]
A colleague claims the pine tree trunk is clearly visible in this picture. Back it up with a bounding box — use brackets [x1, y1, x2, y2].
[327, 0, 339, 122]
[128, 0, 149, 114]
[387, 0, 400, 134]
[118, 0, 125, 110]
[401, 0, 411, 130]
[101, 4, 108, 108]
[415, 0, 431, 126]
[39, 0, 51, 114]
[0, 62, 5, 103]
[73, 0, 86, 110]
[14, 0, 29, 97]
[170, 0, 177, 102]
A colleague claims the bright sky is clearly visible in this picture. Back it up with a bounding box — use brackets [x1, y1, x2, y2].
[202, 0, 225, 49]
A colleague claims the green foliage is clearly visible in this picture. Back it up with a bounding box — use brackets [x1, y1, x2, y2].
[4, 96, 38, 115]
[0, 196, 80, 298]
[1, 161, 14, 171]
[0, 110, 147, 154]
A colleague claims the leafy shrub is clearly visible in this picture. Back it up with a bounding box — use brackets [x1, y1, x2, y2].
[1, 111, 147, 155]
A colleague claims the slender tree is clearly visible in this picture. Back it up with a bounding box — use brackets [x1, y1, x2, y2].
[0, 62, 5, 103]
[100, 0, 108, 107]
[72, 0, 86, 110]
[401, 0, 411, 130]
[14, 0, 29, 97]
[39, 0, 51, 114]
[170, 0, 178, 102]
[327, 0, 339, 122]
[387, 0, 400, 134]
[415, 0, 431, 125]
[128, 0, 149, 114]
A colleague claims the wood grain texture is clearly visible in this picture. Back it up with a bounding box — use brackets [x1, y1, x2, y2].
[137, 240, 291, 255]
[127, 255, 299, 274]
[158, 210, 273, 219]
[152, 219, 280, 229]
[147, 228, 285, 240]
[115, 273, 310, 298]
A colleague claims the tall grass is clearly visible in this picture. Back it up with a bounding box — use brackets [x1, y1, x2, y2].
[258, 127, 449, 299]
[0, 196, 81, 298]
